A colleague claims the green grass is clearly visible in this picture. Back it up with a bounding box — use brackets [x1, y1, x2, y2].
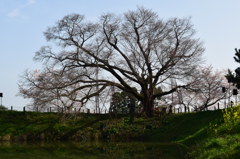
[1, 109, 240, 158]
[189, 134, 240, 159]
[188, 106, 240, 159]
[0, 110, 223, 143]
[0, 110, 224, 142]
[0, 111, 109, 141]
[144, 110, 223, 143]
[0, 142, 188, 159]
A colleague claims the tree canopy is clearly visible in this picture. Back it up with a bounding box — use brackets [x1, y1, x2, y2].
[226, 48, 240, 88]
[19, 7, 204, 117]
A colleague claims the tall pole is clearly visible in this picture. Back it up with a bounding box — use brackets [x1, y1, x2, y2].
[224, 88, 226, 108]
[233, 89, 238, 105]
[0, 93, 3, 107]
[95, 64, 100, 114]
[222, 86, 227, 108]
[236, 94, 238, 105]
[171, 78, 174, 109]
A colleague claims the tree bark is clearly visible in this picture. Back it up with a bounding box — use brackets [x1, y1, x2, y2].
[141, 89, 154, 117]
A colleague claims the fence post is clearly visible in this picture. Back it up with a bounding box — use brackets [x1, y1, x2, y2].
[11, 106, 13, 111]
[23, 107, 25, 112]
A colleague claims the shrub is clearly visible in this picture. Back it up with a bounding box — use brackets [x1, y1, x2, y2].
[0, 105, 7, 111]
[208, 105, 240, 135]
[222, 105, 240, 132]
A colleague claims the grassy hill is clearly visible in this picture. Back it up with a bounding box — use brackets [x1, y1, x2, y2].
[0, 108, 239, 158]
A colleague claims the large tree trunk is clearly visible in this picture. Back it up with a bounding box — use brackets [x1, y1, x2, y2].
[141, 89, 155, 117]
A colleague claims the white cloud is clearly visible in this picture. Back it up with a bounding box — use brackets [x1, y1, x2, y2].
[8, 9, 20, 17]
[7, 0, 37, 18]
[27, 0, 36, 5]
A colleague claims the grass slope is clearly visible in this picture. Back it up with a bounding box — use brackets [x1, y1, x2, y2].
[1, 109, 239, 158]
[144, 110, 223, 144]
[0, 111, 109, 141]
[0, 110, 223, 143]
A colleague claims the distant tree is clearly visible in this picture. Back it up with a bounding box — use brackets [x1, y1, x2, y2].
[110, 91, 137, 113]
[0, 105, 7, 111]
[110, 92, 128, 114]
[161, 66, 227, 111]
[225, 48, 240, 88]
[188, 66, 227, 111]
[109, 91, 137, 122]
[18, 7, 204, 117]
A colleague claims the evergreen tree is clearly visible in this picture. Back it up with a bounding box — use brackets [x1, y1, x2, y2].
[226, 48, 240, 88]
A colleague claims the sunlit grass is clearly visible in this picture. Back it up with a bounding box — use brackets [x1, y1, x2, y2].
[190, 134, 240, 159]
[190, 105, 240, 159]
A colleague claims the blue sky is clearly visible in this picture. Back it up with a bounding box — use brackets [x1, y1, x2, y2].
[1, 0, 240, 109]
